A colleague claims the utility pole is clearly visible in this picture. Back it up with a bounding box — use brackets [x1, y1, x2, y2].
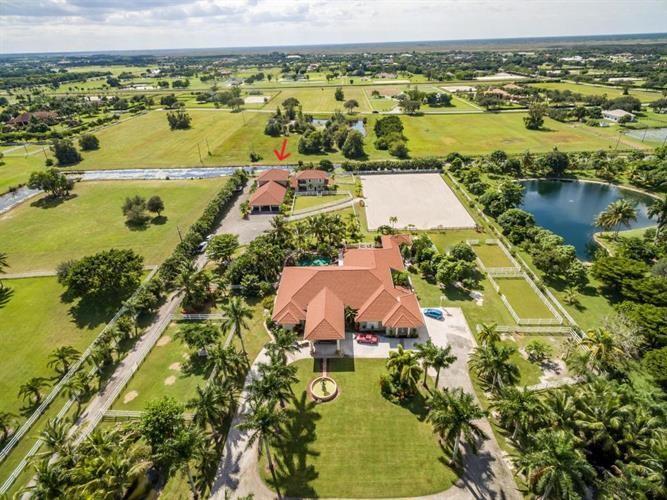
[177, 225, 183, 243]
[197, 144, 203, 165]
[205, 138, 211, 156]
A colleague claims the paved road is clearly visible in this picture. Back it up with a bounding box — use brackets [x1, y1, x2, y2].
[217, 185, 274, 244]
[210, 308, 521, 500]
[0, 187, 42, 214]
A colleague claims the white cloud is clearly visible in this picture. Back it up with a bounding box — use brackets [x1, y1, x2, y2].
[0, 0, 665, 53]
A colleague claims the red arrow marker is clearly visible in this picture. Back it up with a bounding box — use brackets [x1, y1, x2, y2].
[273, 138, 291, 161]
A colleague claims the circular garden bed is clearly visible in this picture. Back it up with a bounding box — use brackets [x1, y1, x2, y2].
[310, 376, 338, 402]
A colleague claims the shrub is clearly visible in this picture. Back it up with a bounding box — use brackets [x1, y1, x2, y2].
[52, 139, 81, 166]
[78, 134, 99, 151]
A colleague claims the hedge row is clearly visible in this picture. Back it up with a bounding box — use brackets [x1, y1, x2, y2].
[158, 169, 248, 286]
[341, 157, 442, 172]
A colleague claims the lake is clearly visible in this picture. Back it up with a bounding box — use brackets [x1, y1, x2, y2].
[520, 180, 655, 259]
[312, 118, 367, 136]
[624, 127, 667, 143]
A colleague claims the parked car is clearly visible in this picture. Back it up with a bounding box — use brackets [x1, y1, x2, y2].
[423, 308, 444, 320]
[355, 333, 379, 345]
[196, 241, 208, 254]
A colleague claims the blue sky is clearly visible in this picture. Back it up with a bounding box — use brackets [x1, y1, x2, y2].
[1, 0, 666, 54]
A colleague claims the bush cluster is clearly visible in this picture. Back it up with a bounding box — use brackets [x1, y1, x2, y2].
[341, 157, 441, 172]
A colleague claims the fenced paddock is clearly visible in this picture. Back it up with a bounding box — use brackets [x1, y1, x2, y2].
[361, 173, 476, 230]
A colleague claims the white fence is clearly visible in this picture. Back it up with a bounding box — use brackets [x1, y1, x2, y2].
[173, 313, 226, 321]
[487, 273, 563, 326]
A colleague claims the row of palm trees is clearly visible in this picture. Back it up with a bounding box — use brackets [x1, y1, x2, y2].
[467, 323, 666, 499]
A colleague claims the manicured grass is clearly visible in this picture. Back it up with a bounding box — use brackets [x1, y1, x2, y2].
[270, 87, 372, 112]
[261, 358, 457, 498]
[527, 81, 661, 102]
[400, 113, 647, 155]
[429, 229, 487, 253]
[0, 178, 226, 272]
[292, 194, 349, 212]
[0, 277, 116, 416]
[0, 156, 41, 194]
[74, 110, 247, 169]
[111, 323, 210, 411]
[473, 243, 514, 268]
[495, 277, 555, 320]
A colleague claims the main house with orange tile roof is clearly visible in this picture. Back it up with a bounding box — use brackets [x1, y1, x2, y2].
[272, 234, 424, 349]
[290, 169, 330, 192]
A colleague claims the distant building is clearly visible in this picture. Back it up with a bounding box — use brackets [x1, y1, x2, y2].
[602, 109, 635, 122]
[8, 111, 58, 127]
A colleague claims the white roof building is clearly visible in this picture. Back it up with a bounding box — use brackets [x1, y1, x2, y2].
[602, 109, 636, 122]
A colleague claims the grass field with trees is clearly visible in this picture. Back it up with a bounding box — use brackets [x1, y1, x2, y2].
[0, 178, 226, 272]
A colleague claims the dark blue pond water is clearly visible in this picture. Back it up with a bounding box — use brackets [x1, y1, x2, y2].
[520, 180, 655, 260]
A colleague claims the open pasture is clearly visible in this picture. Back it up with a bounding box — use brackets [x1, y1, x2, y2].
[0, 178, 226, 272]
[527, 81, 661, 102]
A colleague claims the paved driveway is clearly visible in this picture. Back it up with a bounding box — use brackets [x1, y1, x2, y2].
[216, 186, 273, 244]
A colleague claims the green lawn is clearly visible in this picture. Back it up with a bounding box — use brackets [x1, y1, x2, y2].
[400, 113, 647, 155]
[74, 110, 248, 169]
[0, 155, 46, 194]
[292, 194, 349, 212]
[0, 178, 226, 272]
[0, 277, 116, 416]
[261, 358, 458, 498]
[473, 243, 515, 268]
[527, 81, 662, 102]
[429, 229, 487, 253]
[111, 322, 210, 411]
[269, 86, 372, 112]
[496, 277, 555, 320]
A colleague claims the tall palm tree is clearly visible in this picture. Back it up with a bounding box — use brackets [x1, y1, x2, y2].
[269, 214, 293, 248]
[431, 345, 457, 388]
[252, 362, 298, 409]
[22, 458, 69, 499]
[18, 377, 50, 406]
[39, 418, 71, 458]
[595, 199, 638, 238]
[469, 342, 519, 392]
[477, 322, 500, 345]
[0, 411, 16, 443]
[415, 340, 438, 387]
[491, 386, 542, 443]
[64, 371, 90, 416]
[47, 345, 80, 376]
[208, 343, 246, 380]
[220, 296, 253, 356]
[266, 328, 300, 365]
[158, 427, 204, 499]
[187, 382, 237, 441]
[237, 400, 287, 489]
[580, 327, 625, 373]
[648, 194, 667, 240]
[344, 305, 358, 328]
[387, 345, 423, 394]
[515, 429, 595, 500]
[541, 387, 578, 429]
[427, 387, 487, 463]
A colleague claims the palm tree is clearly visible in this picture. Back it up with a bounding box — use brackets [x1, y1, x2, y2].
[389, 215, 398, 228]
[22, 458, 69, 499]
[64, 371, 90, 416]
[266, 328, 300, 365]
[251, 362, 298, 409]
[269, 214, 293, 248]
[236, 400, 287, 489]
[415, 340, 438, 387]
[387, 345, 423, 394]
[0, 411, 16, 442]
[47, 345, 81, 376]
[39, 418, 71, 458]
[220, 296, 253, 356]
[515, 429, 594, 499]
[477, 322, 501, 345]
[580, 327, 625, 373]
[19, 377, 50, 406]
[432, 345, 457, 388]
[343, 305, 358, 328]
[0, 251, 8, 290]
[469, 342, 519, 392]
[648, 194, 667, 240]
[541, 387, 578, 429]
[208, 343, 246, 380]
[595, 198, 638, 238]
[187, 382, 237, 441]
[159, 427, 204, 498]
[427, 387, 487, 463]
[563, 285, 579, 306]
[491, 386, 542, 444]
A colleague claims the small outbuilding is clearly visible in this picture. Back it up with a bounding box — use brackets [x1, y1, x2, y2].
[602, 109, 636, 123]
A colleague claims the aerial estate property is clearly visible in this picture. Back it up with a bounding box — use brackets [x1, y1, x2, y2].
[0, 4, 666, 500]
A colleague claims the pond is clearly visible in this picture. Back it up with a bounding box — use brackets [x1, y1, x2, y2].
[520, 180, 656, 260]
[624, 127, 667, 143]
[312, 118, 367, 136]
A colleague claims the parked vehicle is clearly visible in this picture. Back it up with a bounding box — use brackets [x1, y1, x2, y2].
[196, 241, 208, 254]
[355, 333, 379, 345]
[423, 308, 444, 320]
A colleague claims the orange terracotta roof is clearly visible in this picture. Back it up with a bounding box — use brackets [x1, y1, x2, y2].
[380, 234, 413, 250]
[304, 287, 345, 340]
[272, 234, 423, 334]
[256, 169, 289, 184]
[249, 181, 287, 207]
[294, 169, 328, 180]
